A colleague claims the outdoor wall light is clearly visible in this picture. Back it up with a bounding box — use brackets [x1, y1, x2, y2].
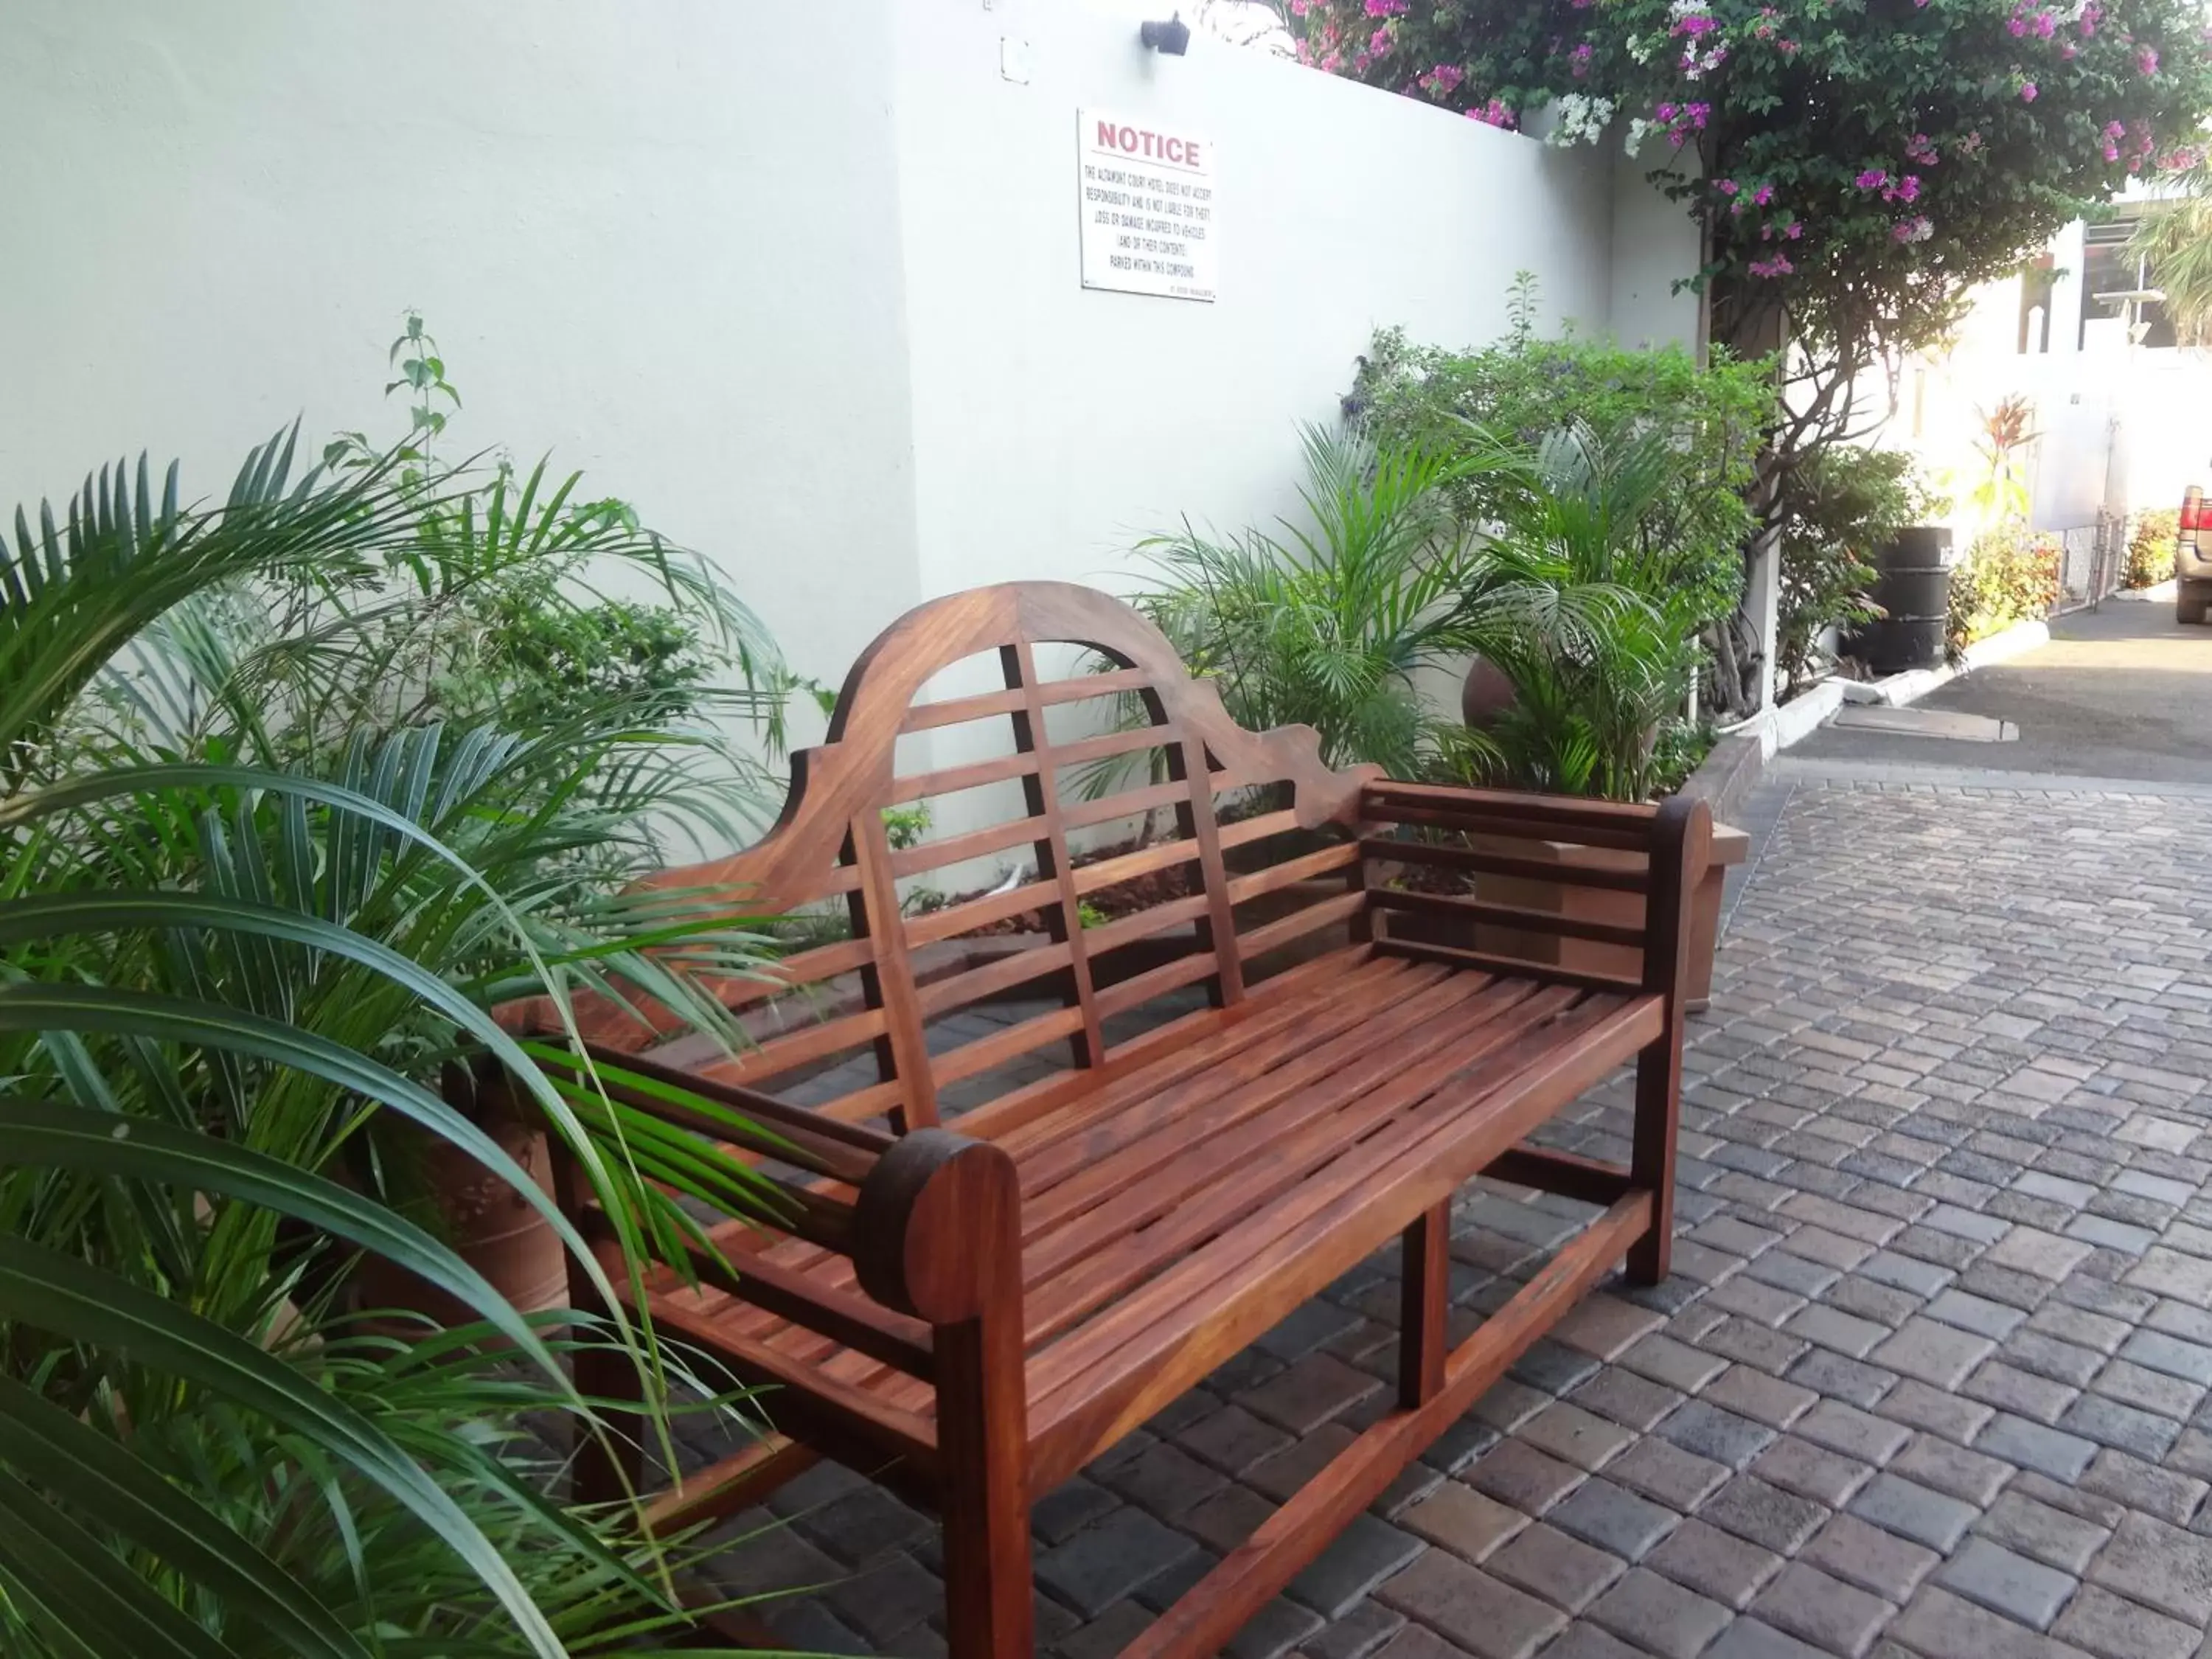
[1141, 13, 1192, 54]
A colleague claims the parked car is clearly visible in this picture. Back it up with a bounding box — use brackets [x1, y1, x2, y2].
[2180, 485, 2212, 624]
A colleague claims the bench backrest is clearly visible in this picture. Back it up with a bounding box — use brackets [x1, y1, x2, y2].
[597, 582, 1375, 1133]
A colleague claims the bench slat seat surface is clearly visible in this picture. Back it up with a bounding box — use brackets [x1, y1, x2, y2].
[636, 946, 1660, 1484]
[524, 582, 1709, 1658]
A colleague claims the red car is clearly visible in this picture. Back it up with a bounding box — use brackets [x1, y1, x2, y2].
[2182, 487, 2212, 623]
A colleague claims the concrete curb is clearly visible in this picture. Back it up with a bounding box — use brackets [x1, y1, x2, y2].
[1837, 616, 2051, 710]
[2112, 579, 2177, 603]
[1716, 676, 1845, 759]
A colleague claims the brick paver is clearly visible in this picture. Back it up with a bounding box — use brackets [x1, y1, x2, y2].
[698, 773, 2212, 1656]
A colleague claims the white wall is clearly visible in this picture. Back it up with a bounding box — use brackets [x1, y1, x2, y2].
[8, 0, 1700, 828]
[7, 0, 926, 688]
[888, 1, 1677, 616]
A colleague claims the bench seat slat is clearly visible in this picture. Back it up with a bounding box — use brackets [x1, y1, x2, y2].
[622, 961, 1662, 1472]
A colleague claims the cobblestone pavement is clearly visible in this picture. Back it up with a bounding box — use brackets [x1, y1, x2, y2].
[706, 770, 2212, 1659]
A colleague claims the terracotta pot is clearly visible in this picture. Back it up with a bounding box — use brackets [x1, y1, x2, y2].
[1388, 824, 1748, 1012]
[357, 1103, 567, 1326]
[1460, 655, 1517, 730]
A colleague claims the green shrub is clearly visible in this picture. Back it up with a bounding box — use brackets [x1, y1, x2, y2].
[1127, 425, 1506, 782]
[1461, 425, 1709, 802]
[1349, 289, 1776, 636]
[1776, 447, 1943, 696]
[1948, 529, 2062, 650]
[2129, 509, 2180, 588]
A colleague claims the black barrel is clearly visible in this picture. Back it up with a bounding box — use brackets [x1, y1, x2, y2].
[1850, 526, 1952, 673]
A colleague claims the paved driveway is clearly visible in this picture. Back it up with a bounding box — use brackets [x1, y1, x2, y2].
[1793, 600, 2212, 788]
[715, 767, 2212, 1659]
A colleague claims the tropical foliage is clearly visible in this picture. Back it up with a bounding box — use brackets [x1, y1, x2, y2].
[1351, 297, 1771, 641]
[2127, 507, 2180, 587]
[2126, 164, 2212, 345]
[1775, 445, 1942, 696]
[1128, 422, 1701, 802]
[0, 364, 791, 1652]
[1285, 0, 2212, 368]
[1127, 425, 1520, 781]
[1949, 524, 2063, 648]
[1465, 425, 1712, 801]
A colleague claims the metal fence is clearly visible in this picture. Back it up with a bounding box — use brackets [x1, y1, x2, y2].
[2050, 511, 2129, 614]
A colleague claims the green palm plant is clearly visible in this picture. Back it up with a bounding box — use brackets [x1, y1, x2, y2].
[1125, 425, 1523, 781]
[2127, 172, 2212, 346]
[1465, 423, 1701, 801]
[0, 433, 793, 1655]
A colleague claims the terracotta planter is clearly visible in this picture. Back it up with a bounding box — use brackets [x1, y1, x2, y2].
[357, 1101, 567, 1326]
[1391, 823, 1748, 1012]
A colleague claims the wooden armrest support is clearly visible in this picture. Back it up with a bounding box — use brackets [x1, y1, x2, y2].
[852, 1128, 1023, 1325]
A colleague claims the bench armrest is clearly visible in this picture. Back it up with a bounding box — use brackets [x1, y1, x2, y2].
[1357, 782, 1713, 1000]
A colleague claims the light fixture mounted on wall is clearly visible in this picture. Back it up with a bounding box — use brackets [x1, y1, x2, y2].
[1140, 13, 1192, 54]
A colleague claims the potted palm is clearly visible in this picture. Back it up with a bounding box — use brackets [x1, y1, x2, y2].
[1433, 425, 1749, 1005]
[0, 417, 796, 1650]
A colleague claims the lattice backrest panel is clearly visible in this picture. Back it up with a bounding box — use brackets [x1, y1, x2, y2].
[594, 583, 1373, 1133]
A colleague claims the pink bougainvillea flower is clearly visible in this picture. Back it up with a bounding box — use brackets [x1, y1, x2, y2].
[2105, 142, 2122, 160]
[2032, 12, 2056, 37]
[1753, 182, 1775, 205]
[1749, 253, 1794, 276]
[2140, 45, 2160, 73]
[1657, 101, 1680, 122]
[1424, 62, 1465, 93]
[1363, 0, 1408, 15]
[1674, 12, 1716, 35]
[1786, 220, 1804, 237]
[1570, 42, 1593, 76]
[1687, 102, 1711, 127]
[2020, 80, 2038, 100]
[1905, 133, 1939, 165]
[1893, 215, 1933, 243]
[1893, 174, 1921, 202]
[1368, 27, 1392, 55]
[2006, 15, 2027, 37]
[1855, 168, 1890, 189]
[1717, 178, 1739, 194]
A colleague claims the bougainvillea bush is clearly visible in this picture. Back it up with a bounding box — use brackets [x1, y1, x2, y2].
[1287, 0, 2212, 365]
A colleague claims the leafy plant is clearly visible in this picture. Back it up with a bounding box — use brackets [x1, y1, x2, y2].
[1648, 720, 1718, 796]
[1352, 310, 1771, 639]
[1948, 526, 2062, 650]
[1775, 446, 1941, 696]
[0, 416, 793, 1653]
[2127, 165, 2212, 345]
[1461, 425, 1703, 801]
[1965, 395, 2040, 531]
[2128, 508, 2180, 587]
[1287, 0, 2212, 393]
[1126, 425, 1526, 782]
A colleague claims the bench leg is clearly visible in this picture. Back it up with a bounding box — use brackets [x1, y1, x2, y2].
[1625, 1027, 1681, 1284]
[1398, 1200, 1450, 1408]
[936, 1311, 1035, 1657]
[571, 1236, 647, 1506]
[1627, 796, 1705, 1286]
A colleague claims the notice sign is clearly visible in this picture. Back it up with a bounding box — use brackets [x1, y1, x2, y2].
[1079, 109, 1216, 302]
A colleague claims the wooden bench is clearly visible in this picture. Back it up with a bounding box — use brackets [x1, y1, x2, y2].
[527, 581, 1709, 1657]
